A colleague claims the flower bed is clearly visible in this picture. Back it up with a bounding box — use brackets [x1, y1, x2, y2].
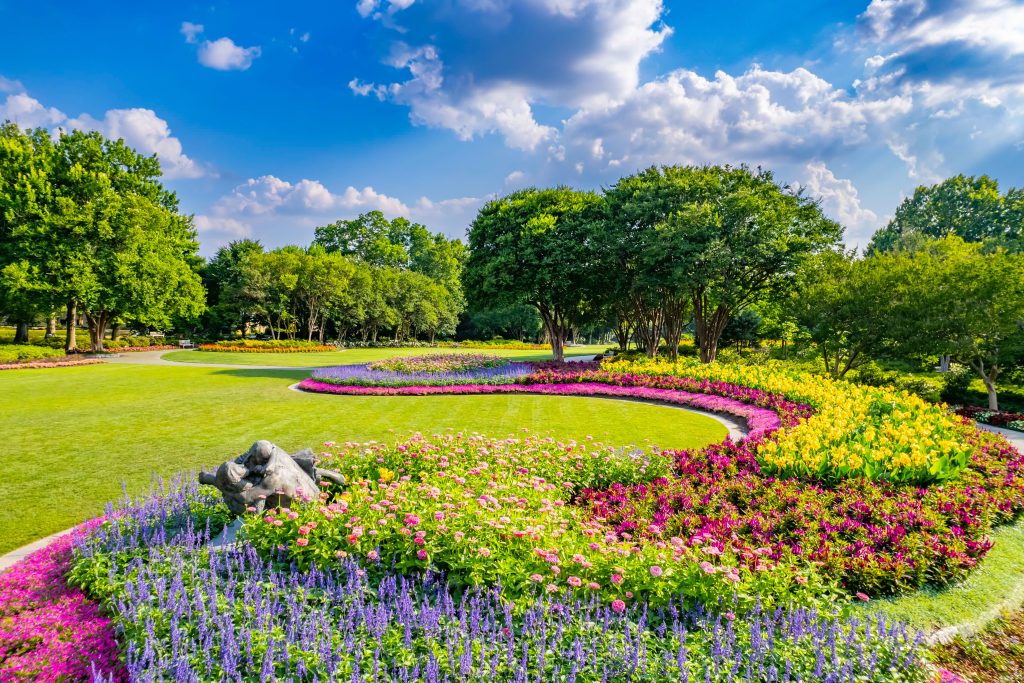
[65, 480, 930, 682]
[296, 360, 1024, 595]
[604, 359, 973, 484]
[368, 352, 509, 374]
[955, 405, 1024, 432]
[199, 343, 336, 353]
[0, 523, 124, 682]
[580, 429, 1024, 595]
[309, 360, 534, 387]
[0, 357, 103, 371]
[114, 345, 176, 353]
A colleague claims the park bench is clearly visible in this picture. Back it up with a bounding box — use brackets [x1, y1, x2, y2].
[178, 339, 195, 349]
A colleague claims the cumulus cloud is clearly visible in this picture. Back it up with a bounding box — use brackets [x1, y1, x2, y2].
[197, 37, 261, 71]
[0, 93, 67, 128]
[203, 175, 483, 244]
[67, 108, 205, 179]
[797, 161, 879, 242]
[560, 65, 911, 171]
[0, 77, 206, 180]
[350, 0, 670, 149]
[194, 215, 252, 238]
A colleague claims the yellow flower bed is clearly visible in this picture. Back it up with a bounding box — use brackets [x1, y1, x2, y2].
[605, 358, 973, 484]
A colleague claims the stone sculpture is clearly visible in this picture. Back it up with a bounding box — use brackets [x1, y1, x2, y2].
[198, 440, 345, 515]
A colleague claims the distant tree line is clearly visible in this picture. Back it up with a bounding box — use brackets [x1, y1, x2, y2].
[4, 120, 1023, 409]
[201, 212, 465, 343]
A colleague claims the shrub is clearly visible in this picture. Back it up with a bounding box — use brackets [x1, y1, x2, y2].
[200, 339, 335, 352]
[941, 363, 975, 403]
[0, 344, 60, 363]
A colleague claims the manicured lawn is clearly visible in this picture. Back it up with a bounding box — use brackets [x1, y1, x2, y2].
[0, 361, 725, 554]
[162, 344, 609, 367]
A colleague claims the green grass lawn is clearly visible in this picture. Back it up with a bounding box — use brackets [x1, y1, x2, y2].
[0, 361, 724, 554]
[161, 344, 608, 367]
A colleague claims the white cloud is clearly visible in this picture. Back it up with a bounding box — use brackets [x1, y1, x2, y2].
[504, 170, 527, 186]
[180, 21, 204, 44]
[0, 77, 206, 180]
[0, 75, 24, 94]
[0, 93, 66, 128]
[351, 0, 670, 149]
[67, 108, 204, 179]
[560, 65, 911, 170]
[202, 174, 483, 246]
[197, 37, 261, 71]
[797, 161, 879, 242]
[194, 215, 252, 238]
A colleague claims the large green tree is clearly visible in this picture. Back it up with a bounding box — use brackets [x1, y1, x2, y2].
[884, 237, 1024, 410]
[653, 166, 841, 362]
[869, 175, 1024, 253]
[788, 250, 898, 377]
[0, 124, 206, 352]
[599, 167, 700, 360]
[465, 187, 601, 361]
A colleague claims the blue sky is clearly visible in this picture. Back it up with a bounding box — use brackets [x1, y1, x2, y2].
[2, 0, 1023, 255]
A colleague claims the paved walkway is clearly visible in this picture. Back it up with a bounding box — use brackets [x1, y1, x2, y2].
[103, 350, 314, 371]
[976, 422, 1024, 452]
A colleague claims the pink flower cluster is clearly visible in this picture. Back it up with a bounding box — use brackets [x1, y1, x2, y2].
[0, 358, 104, 371]
[0, 524, 125, 682]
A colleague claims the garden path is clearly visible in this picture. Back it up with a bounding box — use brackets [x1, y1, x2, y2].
[976, 423, 1024, 453]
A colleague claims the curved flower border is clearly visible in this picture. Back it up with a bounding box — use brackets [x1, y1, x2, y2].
[297, 377, 785, 441]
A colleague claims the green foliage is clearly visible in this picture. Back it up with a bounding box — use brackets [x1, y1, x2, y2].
[593, 165, 841, 363]
[0, 344, 59, 363]
[942, 363, 976, 403]
[0, 123, 206, 352]
[464, 186, 602, 360]
[869, 174, 1024, 253]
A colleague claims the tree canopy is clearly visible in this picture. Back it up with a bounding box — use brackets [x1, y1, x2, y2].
[869, 175, 1024, 253]
[464, 187, 602, 361]
[0, 123, 205, 351]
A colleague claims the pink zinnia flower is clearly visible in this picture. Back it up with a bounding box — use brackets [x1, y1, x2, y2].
[567, 576, 582, 587]
[611, 573, 624, 585]
[417, 549, 428, 561]
[611, 599, 626, 613]
[649, 565, 663, 577]
[295, 538, 309, 547]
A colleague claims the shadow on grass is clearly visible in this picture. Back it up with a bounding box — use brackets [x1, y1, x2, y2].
[210, 368, 311, 381]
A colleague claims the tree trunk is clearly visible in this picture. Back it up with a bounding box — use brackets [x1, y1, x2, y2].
[85, 312, 110, 353]
[65, 301, 78, 354]
[45, 316, 57, 339]
[692, 291, 730, 364]
[537, 304, 566, 362]
[968, 356, 1000, 411]
[985, 379, 999, 411]
[13, 322, 29, 344]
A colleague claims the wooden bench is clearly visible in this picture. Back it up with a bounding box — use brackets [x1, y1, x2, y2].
[178, 339, 195, 349]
